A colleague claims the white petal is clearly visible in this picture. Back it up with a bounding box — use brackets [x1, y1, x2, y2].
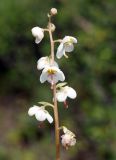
[56, 70, 65, 82]
[63, 36, 77, 44]
[70, 138, 76, 146]
[65, 86, 77, 99]
[62, 36, 70, 43]
[64, 43, 74, 52]
[40, 70, 48, 83]
[46, 112, 53, 123]
[70, 37, 77, 43]
[56, 91, 67, 102]
[35, 37, 41, 44]
[61, 134, 71, 146]
[56, 43, 65, 59]
[31, 27, 44, 44]
[31, 27, 42, 36]
[63, 127, 68, 133]
[35, 109, 46, 121]
[37, 57, 59, 70]
[37, 57, 48, 70]
[28, 105, 39, 116]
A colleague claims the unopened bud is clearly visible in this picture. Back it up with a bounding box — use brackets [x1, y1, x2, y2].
[50, 8, 57, 16]
[47, 23, 56, 32]
[51, 23, 56, 32]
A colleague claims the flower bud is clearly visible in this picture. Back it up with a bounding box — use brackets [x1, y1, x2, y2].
[51, 23, 56, 32]
[47, 23, 56, 32]
[50, 8, 57, 16]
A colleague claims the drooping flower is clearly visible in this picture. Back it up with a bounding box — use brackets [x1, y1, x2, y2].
[56, 36, 77, 59]
[31, 27, 44, 44]
[40, 66, 65, 84]
[28, 105, 53, 123]
[61, 127, 76, 149]
[56, 86, 77, 102]
[37, 56, 58, 70]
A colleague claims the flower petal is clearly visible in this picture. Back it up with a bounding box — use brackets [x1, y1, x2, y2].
[35, 109, 46, 121]
[37, 57, 59, 70]
[56, 70, 65, 82]
[35, 37, 42, 44]
[40, 69, 48, 83]
[56, 43, 65, 59]
[31, 27, 43, 36]
[46, 112, 53, 123]
[70, 37, 77, 43]
[31, 27, 44, 44]
[64, 43, 74, 52]
[62, 36, 70, 43]
[70, 138, 76, 146]
[56, 91, 67, 102]
[63, 127, 68, 133]
[37, 57, 48, 70]
[61, 134, 71, 147]
[65, 86, 77, 99]
[62, 36, 77, 44]
[28, 105, 39, 116]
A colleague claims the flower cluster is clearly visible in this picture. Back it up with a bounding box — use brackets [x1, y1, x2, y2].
[28, 8, 78, 152]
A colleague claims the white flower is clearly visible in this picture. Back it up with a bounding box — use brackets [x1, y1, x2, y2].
[31, 27, 44, 44]
[40, 66, 65, 84]
[37, 56, 58, 70]
[28, 105, 53, 123]
[56, 36, 77, 59]
[61, 134, 76, 149]
[56, 86, 77, 102]
[61, 127, 76, 149]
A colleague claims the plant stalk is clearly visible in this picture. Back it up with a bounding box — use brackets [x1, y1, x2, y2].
[48, 18, 60, 160]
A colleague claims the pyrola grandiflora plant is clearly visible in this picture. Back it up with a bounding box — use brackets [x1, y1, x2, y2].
[28, 8, 77, 160]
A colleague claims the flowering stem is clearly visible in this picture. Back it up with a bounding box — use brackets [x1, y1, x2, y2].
[53, 84, 60, 160]
[49, 31, 54, 63]
[48, 17, 60, 160]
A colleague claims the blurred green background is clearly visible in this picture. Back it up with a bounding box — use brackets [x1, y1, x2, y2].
[0, 0, 116, 160]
